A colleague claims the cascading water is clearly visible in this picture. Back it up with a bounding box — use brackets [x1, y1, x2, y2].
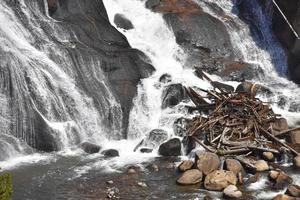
[0, 0, 124, 161]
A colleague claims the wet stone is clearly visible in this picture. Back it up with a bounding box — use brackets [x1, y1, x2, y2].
[178, 160, 194, 172]
[102, 149, 119, 158]
[195, 151, 221, 175]
[158, 138, 181, 156]
[176, 169, 203, 185]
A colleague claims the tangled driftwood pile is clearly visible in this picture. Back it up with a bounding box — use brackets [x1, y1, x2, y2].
[184, 68, 299, 158]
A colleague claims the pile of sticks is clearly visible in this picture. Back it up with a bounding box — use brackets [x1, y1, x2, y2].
[184, 69, 299, 157]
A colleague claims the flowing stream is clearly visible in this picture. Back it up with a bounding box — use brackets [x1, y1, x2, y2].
[1, 0, 300, 199]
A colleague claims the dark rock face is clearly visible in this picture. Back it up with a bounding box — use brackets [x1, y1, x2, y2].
[158, 138, 181, 156]
[80, 142, 101, 154]
[0, 0, 154, 153]
[102, 149, 119, 157]
[182, 136, 196, 155]
[264, 0, 300, 83]
[161, 84, 187, 109]
[146, 0, 241, 77]
[114, 14, 134, 30]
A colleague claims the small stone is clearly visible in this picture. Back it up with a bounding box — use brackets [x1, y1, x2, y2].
[204, 170, 237, 191]
[106, 180, 114, 185]
[195, 151, 221, 175]
[114, 13, 134, 30]
[178, 160, 194, 172]
[286, 184, 300, 197]
[273, 194, 292, 200]
[225, 159, 244, 176]
[263, 152, 274, 161]
[294, 155, 300, 168]
[176, 169, 203, 185]
[148, 164, 159, 172]
[166, 163, 175, 169]
[140, 148, 153, 153]
[255, 160, 269, 172]
[137, 182, 147, 187]
[127, 168, 137, 175]
[269, 170, 280, 180]
[223, 185, 243, 199]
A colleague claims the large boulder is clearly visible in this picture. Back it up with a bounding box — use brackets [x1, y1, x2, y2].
[195, 151, 221, 175]
[161, 84, 187, 109]
[80, 142, 101, 154]
[114, 14, 134, 30]
[158, 138, 181, 156]
[204, 170, 237, 191]
[176, 169, 203, 185]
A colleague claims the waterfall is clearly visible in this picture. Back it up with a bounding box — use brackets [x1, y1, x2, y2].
[0, 0, 124, 160]
[103, 0, 300, 142]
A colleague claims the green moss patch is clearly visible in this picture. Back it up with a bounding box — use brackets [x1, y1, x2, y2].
[0, 173, 12, 200]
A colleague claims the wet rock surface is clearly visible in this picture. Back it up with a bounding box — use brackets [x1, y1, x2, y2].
[102, 149, 120, 158]
[195, 152, 221, 175]
[114, 13, 134, 30]
[80, 142, 101, 154]
[204, 170, 237, 191]
[158, 138, 181, 156]
[176, 169, 203, 185]
[161, 84, 187, 109]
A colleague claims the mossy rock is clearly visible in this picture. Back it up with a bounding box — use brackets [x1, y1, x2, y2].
[0, 173, 12, 200]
